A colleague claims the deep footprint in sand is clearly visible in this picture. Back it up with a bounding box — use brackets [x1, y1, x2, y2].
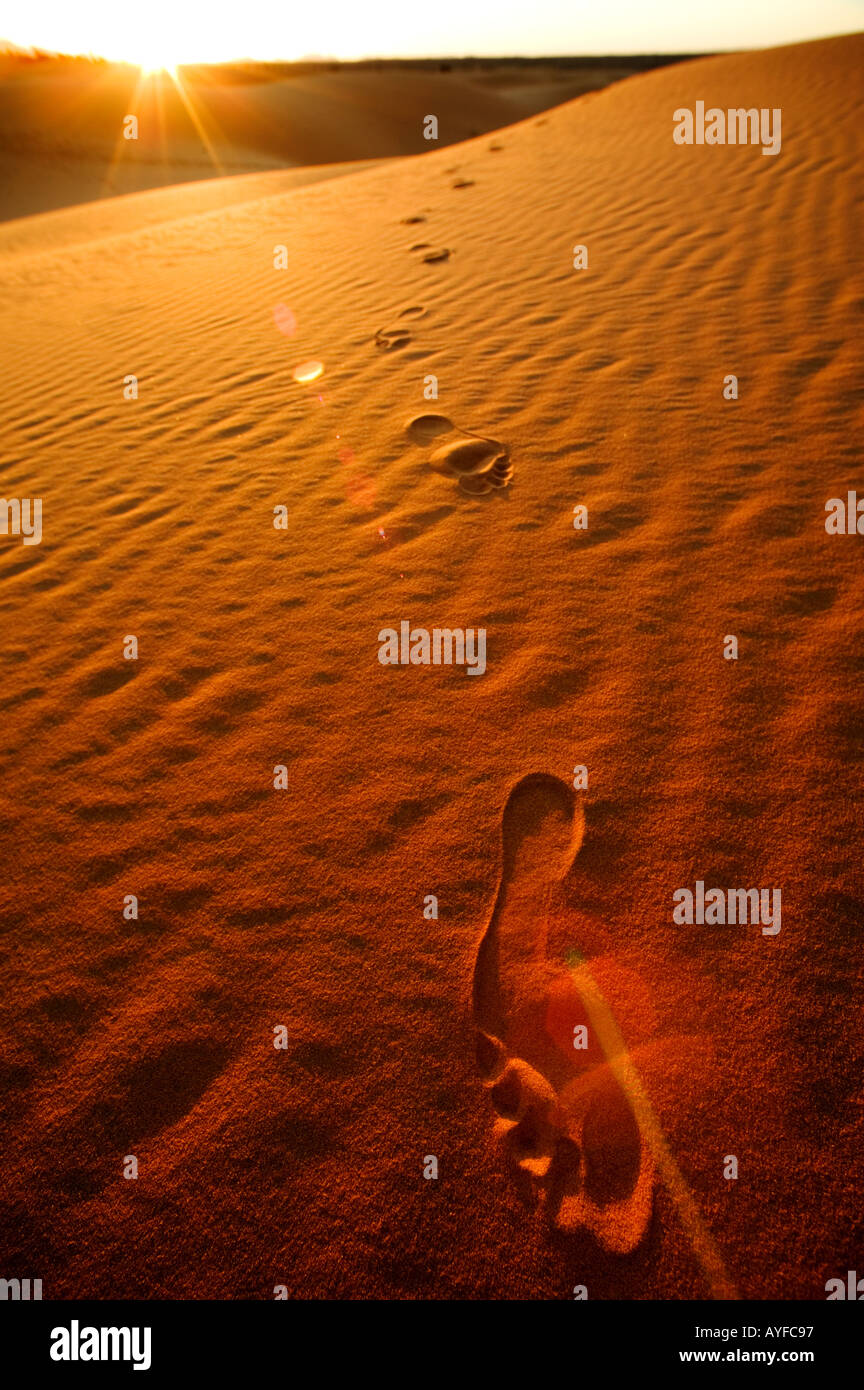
[452, 178, 475, 189]
[407, 414, 514, 495]
[471, 774, 655, 1253]
[407, 242, 450, 263]
[376, 326, 413, 351]
[375, 308, 428, 351]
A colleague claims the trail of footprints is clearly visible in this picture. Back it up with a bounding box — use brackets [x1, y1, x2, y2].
[385, 181, 653, 1245]
[382, 183, 514, 495]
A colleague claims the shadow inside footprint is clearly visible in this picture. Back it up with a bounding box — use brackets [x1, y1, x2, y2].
[376, 327, 412, 351]
[406, 414, 514, 494]
[582, 1080, 643, 1204]
[406, 414, 455, 445]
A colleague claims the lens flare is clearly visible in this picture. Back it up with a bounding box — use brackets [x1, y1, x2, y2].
[345, 474, 376, 508]
[292, 360, 324, 384]
[273, 304, 297, 336]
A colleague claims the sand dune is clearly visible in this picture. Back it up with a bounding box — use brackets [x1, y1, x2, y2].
[0, 32, 862, 1299]
[0, 163, 384, 259]
[0, 64, 482, 218]
[0, 54, 681, 220]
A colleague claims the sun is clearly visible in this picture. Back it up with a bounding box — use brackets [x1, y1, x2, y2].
[134, 53, 181, 78]
[122, 31, 186, 77]
[138, 60, 180, 78]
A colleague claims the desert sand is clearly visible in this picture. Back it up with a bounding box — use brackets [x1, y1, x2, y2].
[0, 32, 862, 1299]
[0, 53, 689, 220]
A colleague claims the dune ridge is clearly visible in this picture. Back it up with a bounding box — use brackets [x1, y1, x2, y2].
[0, 53, 696, 220]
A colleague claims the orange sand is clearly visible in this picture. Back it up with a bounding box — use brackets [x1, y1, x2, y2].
[0, 33, 862, 1299]
[0, 55, 646, 220]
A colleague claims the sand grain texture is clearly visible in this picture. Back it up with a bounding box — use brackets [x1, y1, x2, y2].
[0, 33, 862, 1298]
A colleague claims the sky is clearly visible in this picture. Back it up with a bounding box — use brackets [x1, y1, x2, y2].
[2, 0, 862, 66]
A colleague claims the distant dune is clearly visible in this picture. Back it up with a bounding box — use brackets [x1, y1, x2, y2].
[0, 33, 861, 1301]
[0, 51, 700, 219]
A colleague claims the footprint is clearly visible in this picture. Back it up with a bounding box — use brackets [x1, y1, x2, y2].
[406, 414, 513, 495]
[407, 242, 451, 264]
[401, 215, 427, 224]
[376, 308, 428, 350]
[452, 178, 475, 189]
[375, 326, 413, 351]
[489, 142, 503, 152]
[471, 774, 655, 1253]
[406, 414, 455, 444]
